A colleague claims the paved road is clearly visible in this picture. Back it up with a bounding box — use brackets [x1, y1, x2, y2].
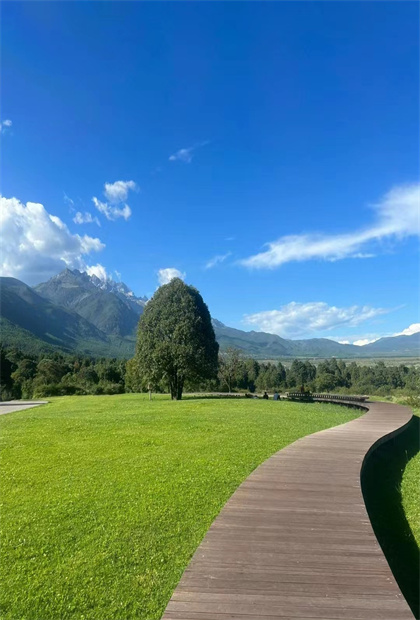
[0, 400, 48, 415]
[162, 400, 415, 620]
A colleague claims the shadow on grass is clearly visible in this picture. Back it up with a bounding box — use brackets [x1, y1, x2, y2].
[362, 415, 420, 619]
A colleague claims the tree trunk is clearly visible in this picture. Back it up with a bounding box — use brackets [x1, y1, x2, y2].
[176, 377, 184, 400]
[169, 374, 184, 400]
[169, 378, 176, 400]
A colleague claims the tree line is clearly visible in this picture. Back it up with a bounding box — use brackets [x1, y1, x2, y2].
[1, 345, 418, 401]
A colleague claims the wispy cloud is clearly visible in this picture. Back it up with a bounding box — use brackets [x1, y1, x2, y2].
[205, 252, 232, 269]
[169, 147, 195, 163]
[73, 211, 100, 226]
[93, 198, 131, 221]
[157, 267, 186, 286]
[64, 192, 75, 207]
[240, 183, 420, 269]
[243, 301, 390, 339]
[169, 141, 209, 164]
[92, 180, 138, 221]
[0, 119, 12, 134]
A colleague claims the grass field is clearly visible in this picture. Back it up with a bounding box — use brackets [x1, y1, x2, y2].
[0, 394, 360, 620]
[362, 400, 420, 618]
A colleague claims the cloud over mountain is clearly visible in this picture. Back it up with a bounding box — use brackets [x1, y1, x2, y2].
[394, 323, 420, 337]
[0, 195, 104, 285]
[86, 264, 111, 281]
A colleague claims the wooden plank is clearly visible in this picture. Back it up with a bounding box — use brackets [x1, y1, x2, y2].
[161, 401, 414, 620]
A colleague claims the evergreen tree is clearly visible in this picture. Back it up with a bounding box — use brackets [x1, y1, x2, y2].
[134, 278, 218, 400]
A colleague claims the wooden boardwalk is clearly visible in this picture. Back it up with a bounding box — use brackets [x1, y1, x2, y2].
[162, 400, 415, 620]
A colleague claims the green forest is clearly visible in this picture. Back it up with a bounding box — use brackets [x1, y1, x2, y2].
[1, 345, 419, 402]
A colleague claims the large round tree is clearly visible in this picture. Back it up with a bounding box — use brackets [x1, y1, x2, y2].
[135, 278, 219, 400]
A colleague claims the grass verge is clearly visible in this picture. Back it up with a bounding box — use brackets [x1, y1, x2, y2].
[0, 394, 359, 620]
[362, 400, 420, 619]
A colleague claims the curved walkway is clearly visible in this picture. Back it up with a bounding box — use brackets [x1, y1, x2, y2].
[162, 400, 414, 620]
[0, 400, 47, 416]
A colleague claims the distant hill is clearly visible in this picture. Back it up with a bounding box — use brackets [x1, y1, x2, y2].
[35, 269, 145, 337]
[1, 272, 418, 359]
[212, 320, 360, 358]
[212, 319, 293, 356]
[362, 333, 420, 356]
[0, 277, 134, 357]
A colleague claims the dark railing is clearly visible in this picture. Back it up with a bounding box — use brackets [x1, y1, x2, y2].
[287, 392, 369, 403]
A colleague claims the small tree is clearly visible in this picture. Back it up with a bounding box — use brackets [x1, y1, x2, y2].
[135, 278, 218, 400]
[218, 347, 242, 393]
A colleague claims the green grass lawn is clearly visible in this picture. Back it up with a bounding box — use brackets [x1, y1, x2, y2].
[0, 394, 360, 620]
[362, 401, 420, 619]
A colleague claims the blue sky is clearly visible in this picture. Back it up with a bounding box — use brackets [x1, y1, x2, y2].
[1, 1, 419, 343]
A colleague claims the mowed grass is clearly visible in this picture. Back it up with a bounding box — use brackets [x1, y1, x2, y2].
[0, 394, 359, 620]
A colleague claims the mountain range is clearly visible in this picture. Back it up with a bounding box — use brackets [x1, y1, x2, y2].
[1, 269, 418, 359]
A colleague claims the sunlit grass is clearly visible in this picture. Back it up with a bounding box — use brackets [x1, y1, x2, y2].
[0, 394, 359, 620]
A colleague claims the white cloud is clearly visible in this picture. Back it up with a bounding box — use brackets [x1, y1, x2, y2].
[169, 147, 195, 163]
[240, 183, 420, 269]
[394, 323, 420, 337]
[86, 263, 110, 281]
[169, 141, 208, 164]
[205, 252, 232, 269]
[104, 180, 138, 203]
[73, 211, 100, 226]
[157, 268, 186, 286]
[353, 338, 378, 346]
[0, 195, 104, 285]
[92, 197, 131, 221]
[332, 323, 420, 346]
[1, 119, 12, 134]
[92, 180, 138, 221]
[243, 301, 389, 338]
